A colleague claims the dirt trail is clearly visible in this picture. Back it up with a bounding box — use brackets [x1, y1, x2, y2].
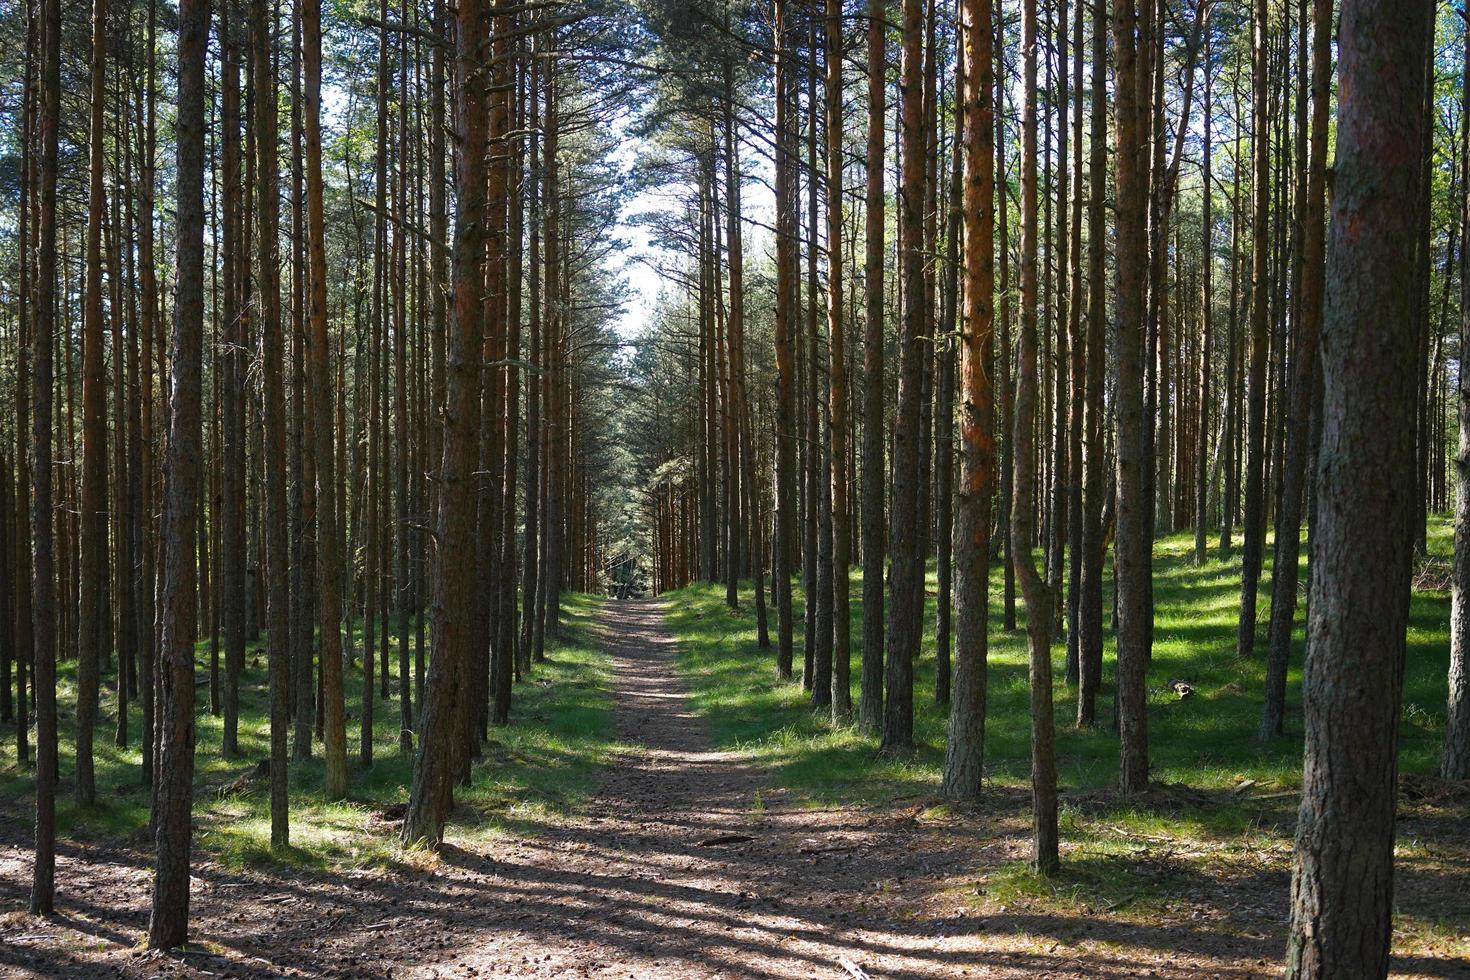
[0, 599, 1303, 978]
[431, 597, 999, 979]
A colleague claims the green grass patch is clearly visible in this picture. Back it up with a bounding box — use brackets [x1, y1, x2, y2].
[0, 591, 616, 871]
[663, 517, 1457, 819]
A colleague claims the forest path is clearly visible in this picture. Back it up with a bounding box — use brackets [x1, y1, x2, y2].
[429, 596, 1001, 979]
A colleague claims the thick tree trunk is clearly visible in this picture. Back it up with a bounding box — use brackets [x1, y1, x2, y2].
[1286, 3, 1430, 973]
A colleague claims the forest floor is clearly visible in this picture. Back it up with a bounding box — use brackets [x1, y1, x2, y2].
[3, 532, 1470, 977]
[659, 525, 1470, 979]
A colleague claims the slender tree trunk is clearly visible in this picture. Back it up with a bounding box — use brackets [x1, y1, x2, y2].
[943, 0, 994, 800]
[1448, 9, 1470, 782]
[520, 34, 542, 670]
[860, 0, 887, 728]
[304, 0, 347, 799]
[220, 0, 245, 759]
[148, 0, 209, 942]
[75, 0, 109, 808]
[1077, 0, 1108, 729]
[29, 0, 60, 914]
[1112, 0, 1151, 793]
[1261, 0, 1330, 741]
[826, 0, 852, 722]
[882, 0, 927, 756]
[1195, 29, 1214, 568]
[1015, 0, 1059, 874]
[402, 0, 489, 848]
[934, 52, 961, 708]
[13, 8, 34, 768]
[1238, 0, 1271, 660]
[773, 0, 797, 683]
[254, 0, 290, 850]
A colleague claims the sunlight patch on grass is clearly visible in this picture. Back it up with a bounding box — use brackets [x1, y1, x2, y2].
[0, 591, 618, 873]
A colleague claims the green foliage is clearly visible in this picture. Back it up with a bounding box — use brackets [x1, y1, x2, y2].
[0, 593, 618, 870]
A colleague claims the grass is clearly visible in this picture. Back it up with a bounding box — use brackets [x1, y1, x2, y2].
[665, 518, 1456, 804]
[663, 517, 1468, 955]
[0, 591, 617, 871]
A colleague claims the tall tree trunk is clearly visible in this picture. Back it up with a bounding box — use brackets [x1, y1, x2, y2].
[1285, 3, 1430, 972]
[29, 0, 60, 914]
[520, 34, 542, 670]
[75, 0, 109, 808]
[1015, 0, 1059, 874]
[826, 0, 851, 722]
[859, 0, 887, 728]
[1112, 0, 1151, 793]
[1448, 6, 1470, 782]
[1194, 27, 1213, 568]
[13, 6, 34, 768]
[934, 51, 961, 708]
[1063, 0, 1085, 687]
[401, 0, 489, 848]
[943, 0, 994, 800]
[304, 0, 347, 799]
[254, 0, 290, 851]
[882, 0, 926, 755]
[1077, 0, 1108, 729]
[220, 0, 245, 760]
[148, 0, 209, 942]
[773, 0, 797, 682]
[1237, 0, 1271, 659]
[1261, 0, 1330, 741]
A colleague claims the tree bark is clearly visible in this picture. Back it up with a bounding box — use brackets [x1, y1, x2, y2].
[859, 0, 887, 729]
[253, 0, 291, 850]
[304, 0, 347, 799]
[1112, 0, 1151, 793]
[1286, 3, 1430, 973]
[148, 0, 209, 942]
[1261, 0, 1330, 742]
[30, 0, 60, 914]
[75, 0, 109, 808]
[943, 0, 994, 801]
[1237, 0, 1271, 660]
